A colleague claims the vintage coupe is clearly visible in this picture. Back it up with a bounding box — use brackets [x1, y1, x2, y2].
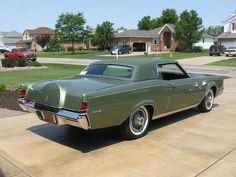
[18, 59, 224, 139]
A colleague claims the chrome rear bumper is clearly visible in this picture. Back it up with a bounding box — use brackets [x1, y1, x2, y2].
[17, 98, 90, 130]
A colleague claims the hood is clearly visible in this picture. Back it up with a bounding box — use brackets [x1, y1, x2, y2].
[25, 76, 127, 111]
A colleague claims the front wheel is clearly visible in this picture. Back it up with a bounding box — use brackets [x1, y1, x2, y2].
[120, 106, 150, 139]
[198, 89, 214, 112]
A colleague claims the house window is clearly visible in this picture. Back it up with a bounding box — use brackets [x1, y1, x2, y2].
[153, 38, 160, 45]
[202, 38, 205, 43]
[232, 23, 236, 31]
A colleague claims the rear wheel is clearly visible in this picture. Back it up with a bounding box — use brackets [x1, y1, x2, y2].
[198, 89, 214, 112]
[209, 54, 213, 56]
[120, 106, 150, 139]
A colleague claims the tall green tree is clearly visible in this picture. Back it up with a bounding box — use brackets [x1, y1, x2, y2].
[161, 8, 178, 25]
[174, 10, 204, 51]
[138, 16, 153, 30]
[92, 21, 114, 50]
[205, 26, 224, 37]
[55, 12, 86, 53]
[137, 9, 178, 30]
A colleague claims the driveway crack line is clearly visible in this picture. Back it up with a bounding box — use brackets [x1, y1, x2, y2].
[194, 146, 236, 177]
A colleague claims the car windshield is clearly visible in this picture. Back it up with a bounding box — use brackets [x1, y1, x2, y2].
[12, 48, 28, 52]
[80, 64, 134, 79]
[228, 47, 236, 49]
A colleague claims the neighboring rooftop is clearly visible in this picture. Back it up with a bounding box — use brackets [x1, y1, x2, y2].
[217, 32, 236, 39]
[0, 31, 22, 38]
[223, 11, 236, 23]
[113, 24, 175, 38]
[24, 27, 54, 35]
[202, 32, 215, 38]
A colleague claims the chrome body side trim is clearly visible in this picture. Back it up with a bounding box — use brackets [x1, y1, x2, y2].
[153, 104, 198, 120]
[17, 98, 90, 130]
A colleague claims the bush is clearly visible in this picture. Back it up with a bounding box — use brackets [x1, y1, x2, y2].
[2, 57, 42, 67]
[2, 58, 17, 67]
[192, 46, 204, 52]
[26, 61, 42, 67]
[0, 84, 6, 91]
[16, 57, 27, 67]
[67, 46, 74, 52]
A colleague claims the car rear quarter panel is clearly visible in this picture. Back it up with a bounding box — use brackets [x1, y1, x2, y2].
[86, 80, 170, 129]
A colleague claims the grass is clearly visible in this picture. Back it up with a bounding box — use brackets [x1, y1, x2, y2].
[109, 51, 209, 60]
[0, 64, 85, 89]
[208, 58, 236, 67]
[37, 50, 208, 60]
[37, 50, 109, 58]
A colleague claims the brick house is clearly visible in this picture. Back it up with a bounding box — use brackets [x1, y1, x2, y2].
[112, 24, 177, 52]
[17, 27, 54, 51]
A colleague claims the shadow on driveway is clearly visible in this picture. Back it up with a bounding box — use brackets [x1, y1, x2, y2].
[27, 104, 219, 153]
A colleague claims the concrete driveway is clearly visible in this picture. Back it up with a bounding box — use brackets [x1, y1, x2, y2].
[0, 78, 236, 177]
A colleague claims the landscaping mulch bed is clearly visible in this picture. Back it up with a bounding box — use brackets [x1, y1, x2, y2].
[0, 66, 47, 72]
[0, 90, 22, 111]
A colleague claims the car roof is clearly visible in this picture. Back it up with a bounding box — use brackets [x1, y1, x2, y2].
[93, 58, 176, 67]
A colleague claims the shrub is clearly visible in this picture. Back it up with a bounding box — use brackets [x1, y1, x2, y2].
[2, 57, 42, 67]
[192, 46, 204, 52]
[2, 58, 17, 67]
[26, 61, 42, 67]
[16, 57, 27, 67]
[0, 84, 6, 91]
[67, 46, 74, 52]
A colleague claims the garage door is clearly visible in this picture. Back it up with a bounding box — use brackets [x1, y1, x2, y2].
[133, 43, 146, 52]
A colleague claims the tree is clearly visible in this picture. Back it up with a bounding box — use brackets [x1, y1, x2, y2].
[150, 18, 163, 29]
[161, 8, 178, 25]
[173, 10, 204, 51]
[47, 36, 62, 52]
[138, 16, 152, 30]
[137, 9, 178, 30]
[33, 34, 51, 49]
[92, 21, 114, 50]
[205, 26, 224, 37]
[55, 12, 86, 53]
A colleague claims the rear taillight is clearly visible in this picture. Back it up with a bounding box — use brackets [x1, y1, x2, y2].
[19, 89, 26, 98]
[80, 100, 88, 112]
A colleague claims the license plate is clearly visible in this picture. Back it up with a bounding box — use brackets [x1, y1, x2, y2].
[43, 112, 55, 123]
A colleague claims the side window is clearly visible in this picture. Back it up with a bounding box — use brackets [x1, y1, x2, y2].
[158, 64, 189, 80]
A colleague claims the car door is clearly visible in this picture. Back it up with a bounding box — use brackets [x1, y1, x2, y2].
[158, 63, 201, 111]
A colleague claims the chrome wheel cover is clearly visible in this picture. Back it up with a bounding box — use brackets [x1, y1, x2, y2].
[129, 107, 149, 136]
[205, 90, 214, 110]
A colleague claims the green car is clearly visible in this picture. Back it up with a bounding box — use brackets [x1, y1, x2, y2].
[18, 59, 224, 139]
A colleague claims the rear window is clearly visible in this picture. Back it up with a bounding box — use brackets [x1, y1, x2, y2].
[80, 64, 133, 79]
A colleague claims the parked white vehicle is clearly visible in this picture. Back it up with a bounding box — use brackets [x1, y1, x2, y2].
[225, 47, 236, 57]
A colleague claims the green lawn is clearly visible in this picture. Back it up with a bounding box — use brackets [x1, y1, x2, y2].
[111, 51, 209, 60]
[0, 64, 85, 89]
[37, 50, 109, 58]
[208, 58, 236, 67]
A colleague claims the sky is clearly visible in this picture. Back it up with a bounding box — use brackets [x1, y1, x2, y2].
[0, 0, 235, 32]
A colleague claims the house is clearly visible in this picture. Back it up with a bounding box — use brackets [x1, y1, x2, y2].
[193, 32, 215, 49]
[17, 27, 54, 51]
[112, 24, 177, 52]
[0, 31, 22, 50]
[217, 11, 236, 47]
